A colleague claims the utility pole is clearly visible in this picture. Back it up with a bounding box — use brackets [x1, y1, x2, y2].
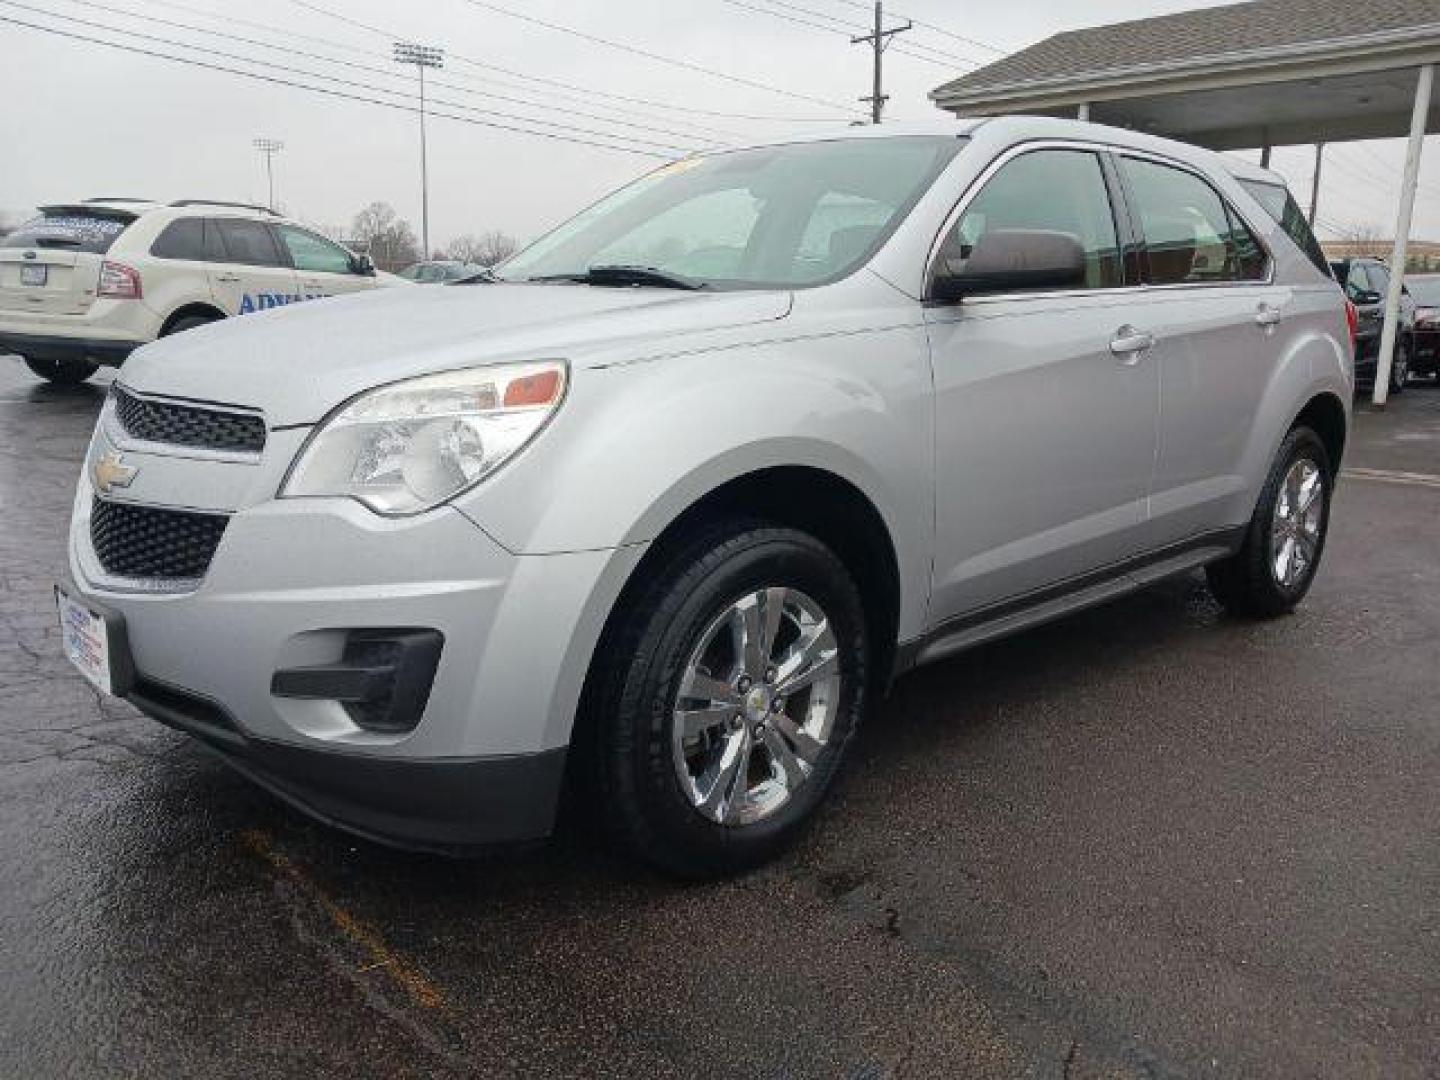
[851, 2, 911, 124]
[1308, 141, 1325, 227]
[252, 138, 283, 209]
[393, 41, 444, 257]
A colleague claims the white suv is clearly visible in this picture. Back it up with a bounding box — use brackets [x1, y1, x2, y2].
[1, 199, 397, 385]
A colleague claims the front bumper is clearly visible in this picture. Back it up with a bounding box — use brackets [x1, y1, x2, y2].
[128, 673, 566, 852]
[68, 414, 646, 848]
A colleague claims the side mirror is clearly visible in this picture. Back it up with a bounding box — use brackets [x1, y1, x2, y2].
[931, 229, 1087, 301]
[352, 253, 377, 277]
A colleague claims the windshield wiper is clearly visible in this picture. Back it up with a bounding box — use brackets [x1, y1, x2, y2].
[526, 264, 705, 290]
[450, 268, 498, 284]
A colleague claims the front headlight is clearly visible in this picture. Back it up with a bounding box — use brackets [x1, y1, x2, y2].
[281, 360, 567, 515]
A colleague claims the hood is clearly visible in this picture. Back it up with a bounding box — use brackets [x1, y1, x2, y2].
[120, 283, 791, 426]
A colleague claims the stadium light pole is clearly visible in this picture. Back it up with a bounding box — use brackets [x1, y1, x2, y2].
[252, 138, 284, 209]
[393, 42, 444, 258]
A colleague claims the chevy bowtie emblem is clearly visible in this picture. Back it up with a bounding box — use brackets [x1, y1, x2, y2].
[93, 450, 137, 495]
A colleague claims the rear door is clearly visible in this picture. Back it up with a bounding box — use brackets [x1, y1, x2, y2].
[1113, 154, 1290, 547]
[273, 224, 375, 301]
[205, 218, 298, 316]
[0, 207, 134, 317]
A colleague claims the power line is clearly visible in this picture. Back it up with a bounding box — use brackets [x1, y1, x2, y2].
[825, 0, 1008, 55]
[4, 2, 703, 154]
[287, 0, 841, 127]
[715, 0, 976, 70]
[0, 11, 673, 157]
[738, 0, 989, 65]
[56, 0, 730, 148]
[446, 0, 863, 115]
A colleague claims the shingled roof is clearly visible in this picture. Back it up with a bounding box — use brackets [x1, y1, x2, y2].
[932, 0, 1440, 102]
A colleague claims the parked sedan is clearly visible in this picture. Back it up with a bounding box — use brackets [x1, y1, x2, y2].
[1406, 273, 1440, 380]
[1330, 257, 1416, 393]
[397, 260, 487, 284]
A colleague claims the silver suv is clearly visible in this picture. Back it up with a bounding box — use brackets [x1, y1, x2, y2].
[57, 118, 1351, 877]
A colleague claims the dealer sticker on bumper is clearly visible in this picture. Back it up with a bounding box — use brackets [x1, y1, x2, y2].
[55, 585, 114, 695]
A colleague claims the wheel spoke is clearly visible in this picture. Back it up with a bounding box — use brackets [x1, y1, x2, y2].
[772, 712, 824, 765]
[731, 587, 789, 679]
[682, 668, 741, 706]
[1276, 535, 1297, 586]
[676, 703, 736, 740]
[759, 587, 786, 669]
[695, 730, 751, 824]
[763, 725, 808, 791]
[774, 622, 838, 697]
[1297, 466, 1322, 513]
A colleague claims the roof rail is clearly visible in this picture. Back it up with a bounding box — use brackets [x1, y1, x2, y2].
[83, 197, 156, 204]
[169, 199, 279, 216]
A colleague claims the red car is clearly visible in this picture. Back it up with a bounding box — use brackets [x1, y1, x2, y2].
[1408, 273, 1440, 381]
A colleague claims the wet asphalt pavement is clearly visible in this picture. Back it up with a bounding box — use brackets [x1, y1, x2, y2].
[1, 361, 1437, 1079]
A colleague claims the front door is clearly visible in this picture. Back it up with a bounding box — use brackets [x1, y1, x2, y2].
[274, 224, 377, 302]
[204, 217, 299, 317]
[924, 146, 1158, 625]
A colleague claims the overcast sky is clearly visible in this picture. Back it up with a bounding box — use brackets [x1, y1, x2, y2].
[2, 0, 1437, 250]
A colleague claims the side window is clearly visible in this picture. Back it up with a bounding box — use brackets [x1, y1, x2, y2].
[936, 149, 1122, 291]
[1344, 263, 1368, 298]
[1369, 264, 1390, 297]
[149, 218, 207, 261]
[1120, 157, 1268, 285]
[213, 219, 284, 268]
[1239, 179, 1330, 277]
[276, 225, 355, 275]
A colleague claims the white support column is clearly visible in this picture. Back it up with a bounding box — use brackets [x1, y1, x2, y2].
[1374, 63, 1434, 406]
[1077, 102, 1090, 122]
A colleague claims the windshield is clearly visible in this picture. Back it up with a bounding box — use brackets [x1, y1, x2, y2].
[498, 136, 964, 290]
[1, 209, 134, 254]
[1406, 275, 1440, 305]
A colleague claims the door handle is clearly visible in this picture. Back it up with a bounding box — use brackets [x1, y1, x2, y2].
[1109, 325, 1154, 361]
[215, 273, 241, 283]
[1255, 303, 1283, 327]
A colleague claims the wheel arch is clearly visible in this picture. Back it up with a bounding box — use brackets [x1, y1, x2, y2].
[1291, 391, 1348, 474]
[159, 302, 226, 336]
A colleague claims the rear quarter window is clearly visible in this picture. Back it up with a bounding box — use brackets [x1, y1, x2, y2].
[1239, 179, 1331, 278]
[1, 211, 133, 254]
[150, 218, 208, 261]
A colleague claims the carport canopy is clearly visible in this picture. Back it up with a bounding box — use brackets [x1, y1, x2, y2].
[931, 0, 1440, 405]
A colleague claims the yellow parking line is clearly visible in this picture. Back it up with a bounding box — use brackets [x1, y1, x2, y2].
[1343, 467, 1440, 490]
[239, 829, 450, 1014]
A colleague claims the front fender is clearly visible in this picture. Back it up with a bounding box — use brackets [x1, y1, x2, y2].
[457, 325, 935, 641]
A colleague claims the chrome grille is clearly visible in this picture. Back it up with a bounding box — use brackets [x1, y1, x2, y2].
[112, 385, 266, 454]
[90, 498, 229, 580]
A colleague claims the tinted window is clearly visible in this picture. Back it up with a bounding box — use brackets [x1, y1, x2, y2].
[276, 225, 354, 274]
[1240, 179, 1330, 277]
[214, 220, 283, 268]
[150, 218, 208, 260]
[1120, 157, 1267, 285]
[936, 149, 1122, 291]
[2, 210, 132, 254]
[499, 136, 964, 289]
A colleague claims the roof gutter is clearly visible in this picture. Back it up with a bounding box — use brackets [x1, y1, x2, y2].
[932, 22, 1440, 108]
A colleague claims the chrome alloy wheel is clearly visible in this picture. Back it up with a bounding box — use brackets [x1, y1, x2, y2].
[671, 587, 842, 826]
[1270, 457, 1325, 589]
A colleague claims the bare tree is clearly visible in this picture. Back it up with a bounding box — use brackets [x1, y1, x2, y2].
[350, 202, 421, 272]
[1341, 223, 1388, 259]
[447, 229, 518, 267]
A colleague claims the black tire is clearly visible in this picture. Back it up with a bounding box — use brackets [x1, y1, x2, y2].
[23, 356, 99, 385]
[583, 522, 869, 879]
[1206, 426, 1333, 618]
[1389, 337, 1411, 395]
[161, 313, 219, 337]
